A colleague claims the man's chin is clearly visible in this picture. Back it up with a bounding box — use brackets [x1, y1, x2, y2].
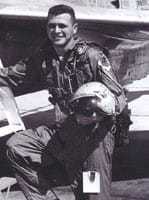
[52, 40, 65, 47]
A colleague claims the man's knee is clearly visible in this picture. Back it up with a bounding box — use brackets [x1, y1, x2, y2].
[6, 129, 29, 161]
[6, 139, 19, 165]
[6, 126, 51, 164]
[6, 129, 36, 168]
[7, 132, 21, 149]
[6, 132, 23, 162]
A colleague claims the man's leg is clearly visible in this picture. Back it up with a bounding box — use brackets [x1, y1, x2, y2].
[6, 126, 57, 200]
[76, 131, 115, 200]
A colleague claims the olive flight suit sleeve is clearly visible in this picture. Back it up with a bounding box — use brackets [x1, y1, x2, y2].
[87, 46, 127, 113]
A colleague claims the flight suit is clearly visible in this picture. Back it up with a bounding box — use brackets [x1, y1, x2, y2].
[7, 38, 127, 200]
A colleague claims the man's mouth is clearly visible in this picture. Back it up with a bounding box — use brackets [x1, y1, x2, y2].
[53, 34, 64, 40]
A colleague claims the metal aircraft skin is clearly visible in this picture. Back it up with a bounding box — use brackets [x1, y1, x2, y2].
[0, 0, 149, 24]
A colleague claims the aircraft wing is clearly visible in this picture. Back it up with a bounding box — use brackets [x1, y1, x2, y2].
[0, 1, 149, 24]
[0, 90, 53, 137]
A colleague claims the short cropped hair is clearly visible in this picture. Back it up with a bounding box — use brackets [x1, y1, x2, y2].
[48, 4, 76, 24]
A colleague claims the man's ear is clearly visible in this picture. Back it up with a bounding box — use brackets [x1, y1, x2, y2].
[73, 23, 78, 35]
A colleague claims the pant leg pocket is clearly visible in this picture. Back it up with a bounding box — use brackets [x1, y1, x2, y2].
[103, 131, 115, 164]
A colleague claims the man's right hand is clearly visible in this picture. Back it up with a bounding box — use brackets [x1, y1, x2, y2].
[0, 67, 9, 77]
[7, 61, 26, 79]
[0, 61, 26, 86]
[0, 61, 26, 78]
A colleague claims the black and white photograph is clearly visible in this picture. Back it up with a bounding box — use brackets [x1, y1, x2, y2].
[0, 0, 149, 199]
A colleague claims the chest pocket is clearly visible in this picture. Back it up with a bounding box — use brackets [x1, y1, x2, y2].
[75, 58, 94, 86]
[74, 68, 85, 88]
[62, 59, 93, 94]
[61, 67, 81, 95]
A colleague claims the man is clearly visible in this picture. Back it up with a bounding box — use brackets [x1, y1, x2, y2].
[7, 4, 129, 200]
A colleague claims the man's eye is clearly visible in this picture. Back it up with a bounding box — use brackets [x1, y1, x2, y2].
[58, 24, 66, 28]
[48, 24, 66, 29]
[48, 24, 55, 29]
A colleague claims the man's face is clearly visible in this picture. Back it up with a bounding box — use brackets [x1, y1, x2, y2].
[47, 13, 78, 48]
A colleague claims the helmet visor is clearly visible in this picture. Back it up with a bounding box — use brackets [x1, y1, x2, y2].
[70, 97, 106, 117]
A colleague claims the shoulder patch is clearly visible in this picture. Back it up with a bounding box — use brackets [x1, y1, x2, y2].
[77, 46, 86, 55]
[75, 42, 88, 55]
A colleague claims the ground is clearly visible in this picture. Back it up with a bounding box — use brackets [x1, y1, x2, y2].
[2, 178, 149, 200]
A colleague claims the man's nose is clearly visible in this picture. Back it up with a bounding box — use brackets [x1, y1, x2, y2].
[55, 25, 61, 32]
